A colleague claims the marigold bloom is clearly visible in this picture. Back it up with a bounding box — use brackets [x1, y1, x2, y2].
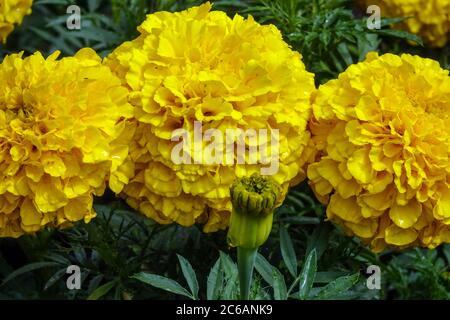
[360, 0, 450, 47]
[0, 0, 32, 43]
[105, 3, 316, 232]
[0, 48, 133, 238]
[309, 52, 450, 251]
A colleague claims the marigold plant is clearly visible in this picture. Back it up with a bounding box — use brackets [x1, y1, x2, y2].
[308, 52, 450, 251]
[105, 2, 316, 232]
[0, 48, 133, 238]
[0, 0, 33, 43]
[360, 0, 450, 47]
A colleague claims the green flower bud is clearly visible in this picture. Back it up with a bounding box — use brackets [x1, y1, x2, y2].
[227, 174, 280, 249]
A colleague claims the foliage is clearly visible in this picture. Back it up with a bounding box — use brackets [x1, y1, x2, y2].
[0, 0, 449, 300]
[1, 0, 204, 58]
[1, 184, 449, 299]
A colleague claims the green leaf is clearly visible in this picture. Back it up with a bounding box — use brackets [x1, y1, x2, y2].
[254, 253, 287, 300]
[443, 244, 450, 265]
[72, 245, 87, 264]
[44, 253, 71, 265]
[379, 17, 406, 27]
[337, 43, 353, 67]
[307, 223, 331, 260]
[284, 216, 321, 225]
[88, 0, 102, 12]
[177, 254, 199, 299]
[87, 275, 104, 294]
[376, 29, 423, 46]
[298, 249, 317, 299]
[44, 268, 67, 291]
[219, 252, 238, 299]
[2, 262, 60, 285]
[314, 271, 350, 284]
[222, 272, 239, 300]
[29, 27, 74, 55]
[313, 273, 360, 300]
[286, 194, 305, 209]
[132, 272, 193, 299]
[280, 226, 297, 277]
[207, 258, 223, 300]
[87, 280, 117, 300]
[255, 253, 275, 286]
[219, 251, 237, 279]
[272, 268, 288, 300]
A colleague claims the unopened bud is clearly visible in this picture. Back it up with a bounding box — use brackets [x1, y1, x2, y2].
[227, 174, 280, 249]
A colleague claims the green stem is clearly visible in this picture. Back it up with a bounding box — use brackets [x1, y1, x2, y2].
[237, 247, 258, 300]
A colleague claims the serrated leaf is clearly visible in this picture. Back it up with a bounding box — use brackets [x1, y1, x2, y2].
[43, 254, 70, 266]
[298, 249, 317, 299]
[44, 268, 67, 291]
[280, 226, 297, 277]
[255, 253, 275, 286]
[379, 17, 405, 27]
[307, 223, 331, 260]
[314, 271, 350, 284]
[222, 272, 239, 300]
[207, 258, 223, 300]
[2, 262, 60, 285]
[87, 280, 117, 300]
[376, 29, 423, 46]
[177, 254, 199, 299]
[219, 251, 237, 279]
[272, 268, 287, 300]
[313, 273, 360, 300]
[132, 272, 193, 299]
[29, 27, 74, 55]
[337, 43, 353, 66]
[87, 274, 104, 294]
[72, 245, 87, 264]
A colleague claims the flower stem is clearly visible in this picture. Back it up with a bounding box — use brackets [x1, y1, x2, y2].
[228, 174, 280, 300]
[237, 246, 258, 300]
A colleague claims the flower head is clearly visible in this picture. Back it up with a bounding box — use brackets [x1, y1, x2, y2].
[0, 0, 33, 43]
[230, 174, 279, 217]
[228, 174, 280, 249]
[0, 48, 133, 238]
[105, 2, 315, 232]
[360, 0, 450, 47]
[309, 52, 450, 251]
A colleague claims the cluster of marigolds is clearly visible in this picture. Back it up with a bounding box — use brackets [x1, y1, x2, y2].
[0, 1, 448, 252]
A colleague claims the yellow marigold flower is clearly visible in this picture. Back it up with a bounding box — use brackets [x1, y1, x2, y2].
[359, 0, 450, 47]
[309, 52, 450, 252]
[0, 0, 33, 43]
[0, 48, 133, 238]
[105, 2, 316, 232]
